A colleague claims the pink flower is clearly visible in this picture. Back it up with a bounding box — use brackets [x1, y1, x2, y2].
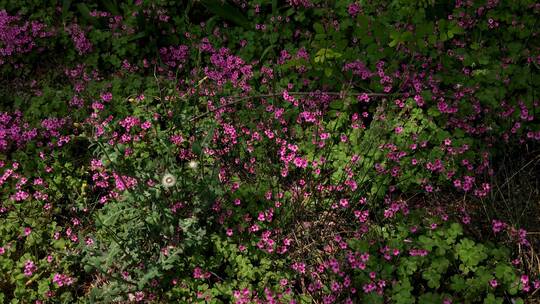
[293, 157, 307, 168]
[193, 267, 210, 279]
[141, 121, 152, 130]
[14, 190, 29, 201]
[100, 92, 112, 102]
[409, 249, 428, 256]
[65, 23, 92, 54]
[85, 237, 94, 246]
[53, 273, 74, 287]
[521, 274, 529, 286]
[291, 262, 306, 274]
[362, 282, 376, 293]
[170, 134, 184, 145]
[354, 210, 369, 222]
[492, 220, 506, 233]
[357, 93, 370, 103]
[348, 3, 361, 17]
[23, 260, 36, 276]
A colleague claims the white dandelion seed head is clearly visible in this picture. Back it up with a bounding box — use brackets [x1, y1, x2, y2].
[161, 173, 176, 188]
[188, 160, 198, 169]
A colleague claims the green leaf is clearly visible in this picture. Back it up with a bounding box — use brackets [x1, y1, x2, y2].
[392, 278, 415, 304]
[100, 0, 120, 15]
[201, 0, 250, 29]
[76, 3, 99, 27]
[483, 293, 503, 304]
[418, 293, 442, 304]
[329, 100, 343, 110]
[450, 275, 466, 292]
[364, 293, 384, 303]
[62, 0, 71, 20]
[192, 142, 203, 156]
[260, 45, 275, 62]
[324, 67, 333, 77]
[313, 23, 324, 34]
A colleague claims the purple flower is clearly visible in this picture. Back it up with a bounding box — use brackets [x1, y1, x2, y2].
[348, 3, 361, 17]
[23, 260, 36, 276]
[100, 92, 112, 102]
[65, 23, 92, 55]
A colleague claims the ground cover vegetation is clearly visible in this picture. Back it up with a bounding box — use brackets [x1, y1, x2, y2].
[1, 0, 540, 303]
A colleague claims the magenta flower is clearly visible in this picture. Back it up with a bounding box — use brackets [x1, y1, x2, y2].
[23, 260, 36, 276]
[348, 3, 361, 17]
[100, 92, 112, 102]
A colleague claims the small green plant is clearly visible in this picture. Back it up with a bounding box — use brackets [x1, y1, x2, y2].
[345, 215, 524, 303]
